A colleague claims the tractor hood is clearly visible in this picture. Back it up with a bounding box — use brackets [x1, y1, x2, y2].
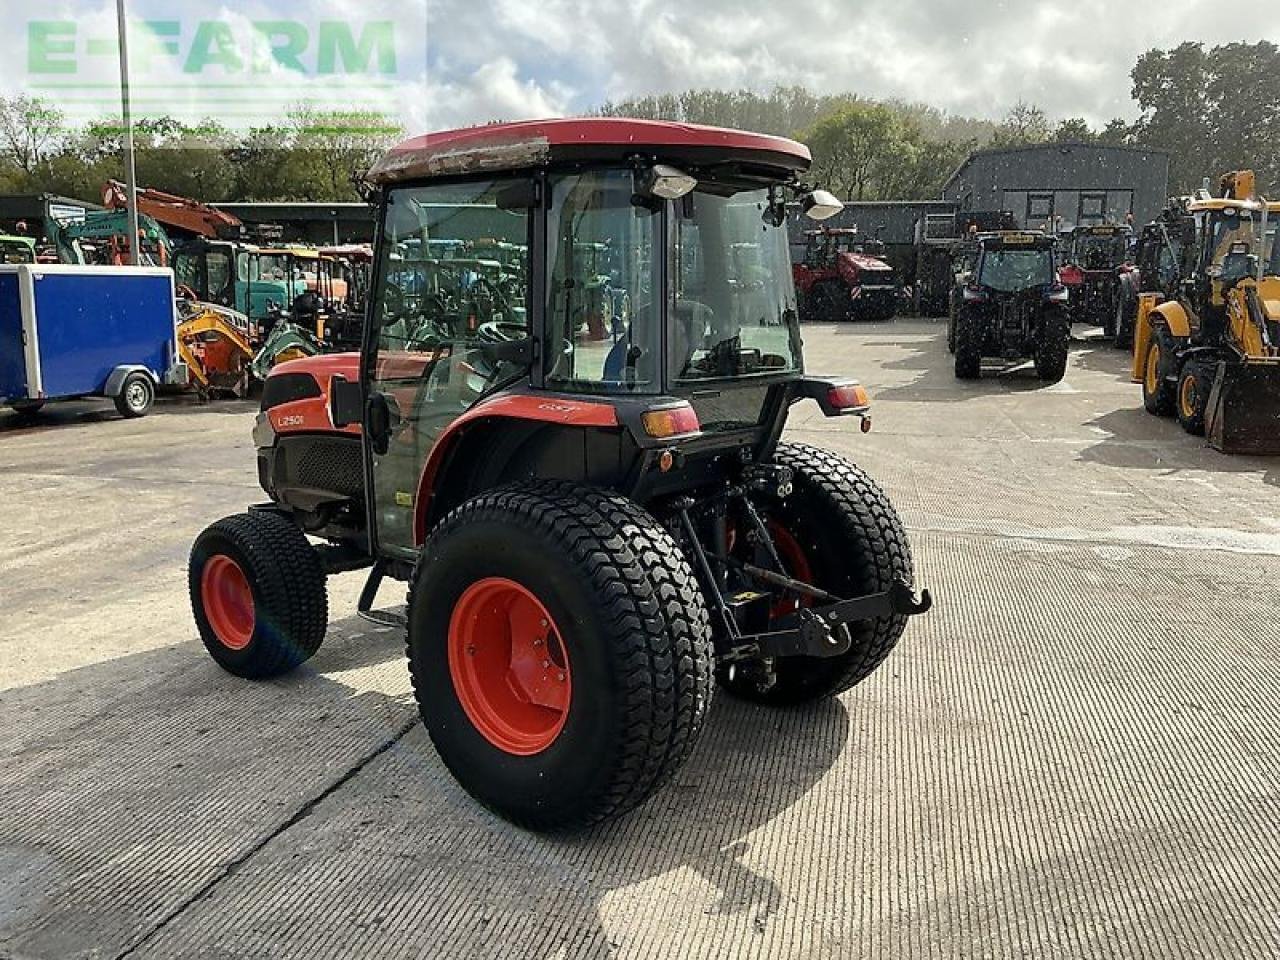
[838, 251, 893, 273]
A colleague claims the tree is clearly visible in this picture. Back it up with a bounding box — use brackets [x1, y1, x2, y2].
[0, 95, 65, 176]
[287, 107, 402, 199]
[1053, 117, 1097, 143]
[801, 101, 908, 200]
[990, 101, 1051, 148]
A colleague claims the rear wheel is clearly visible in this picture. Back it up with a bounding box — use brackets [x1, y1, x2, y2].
[1177, 360, 1211, 435]
[407, 483, 713, 831]
[1113, 294, 1136, 348]
[113, 371, 154, 418]
[1034, 307, 1070, 383]
[954, 306, 982, 379]
[811, 281, 850, 323]
[718, 443, 914, 706]
[189, 511, 328, 678]
[946, 312, 956, 354]
[1142, 329, 1176, 416]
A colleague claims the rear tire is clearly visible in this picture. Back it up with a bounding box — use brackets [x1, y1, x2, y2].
[954, 306, 982, 379]
[1177, 360, 1210, 436]
[1142, 329, 1176, 416]
[946, 312, 956, 354]
[407, 482, 713, 831]
[113, 371, 155, 418]
[1034, 307, 1070, 383]
[718, 443, 915, 706]
[189, 511, 328, 678]
[1113, 294, 1136, 348]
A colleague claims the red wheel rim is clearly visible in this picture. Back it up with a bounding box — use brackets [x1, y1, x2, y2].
[768, 521, 815, 619]
[447, 578, 572, 756]
[201, 555, 255, 651]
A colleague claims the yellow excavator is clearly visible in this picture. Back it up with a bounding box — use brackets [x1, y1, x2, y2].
[1132, 170, 1280, 453]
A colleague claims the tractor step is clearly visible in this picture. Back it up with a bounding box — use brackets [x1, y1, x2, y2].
[357, 561, 408, 631]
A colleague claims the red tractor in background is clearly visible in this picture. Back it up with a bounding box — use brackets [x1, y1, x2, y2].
[794, 228, 898, 322]
[1057, 224, 1134, 337]
[188, 118, 930, 831]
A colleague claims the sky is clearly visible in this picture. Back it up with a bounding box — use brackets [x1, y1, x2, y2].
[4, 0, 1278, 135]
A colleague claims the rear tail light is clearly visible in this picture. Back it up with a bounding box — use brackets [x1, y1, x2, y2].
[641, 403, 700, 439]
[963, 285, 988, 303]
[827, 383, 870, 411]
[1048, 284, 1070, 303]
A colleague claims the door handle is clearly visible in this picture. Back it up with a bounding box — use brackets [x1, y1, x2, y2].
[366, 392, 395, 456]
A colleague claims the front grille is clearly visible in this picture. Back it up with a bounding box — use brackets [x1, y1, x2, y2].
[285, 436, 364, 498]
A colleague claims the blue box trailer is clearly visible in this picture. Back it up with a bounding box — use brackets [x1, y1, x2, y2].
[0, 264, 185, 418]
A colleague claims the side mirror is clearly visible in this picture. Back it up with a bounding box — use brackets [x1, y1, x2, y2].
[329, 374, 363, 428]
[802, 190, 844, 222]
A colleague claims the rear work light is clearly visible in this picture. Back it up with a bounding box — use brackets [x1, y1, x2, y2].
[641, 403, 701, 439]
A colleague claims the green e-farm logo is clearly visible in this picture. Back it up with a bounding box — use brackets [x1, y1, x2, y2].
[26, 18, 400, 123]
[29, 20, 396, 76]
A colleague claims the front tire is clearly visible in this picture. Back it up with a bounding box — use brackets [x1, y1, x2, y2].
[1142, 329, 1176, 416]
[1034, 307, 1070, 383]
[407, 483, 713, 831]
[811, 281, 850, 323]
[189, 511, 329, 678]
[1177, 360, 1211, 435]
[954, 306, 982, 379]
[718, 443, 915, 706]
[114, 371, 155, 418]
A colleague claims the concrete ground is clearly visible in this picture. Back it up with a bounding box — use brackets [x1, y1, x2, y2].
[2, 320, 1279, 959]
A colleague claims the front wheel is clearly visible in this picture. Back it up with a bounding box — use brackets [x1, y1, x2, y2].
[811, 281, 850, 323]
[718, 443, 915, 706]
[189, 511, 329, 678]
[407, 483, 713, 831]
[954, 306, 982, 379]
[1177, 360, 1211, 435]
[1034, 307, 1070, 383]
[1142, 329, 1176, 416]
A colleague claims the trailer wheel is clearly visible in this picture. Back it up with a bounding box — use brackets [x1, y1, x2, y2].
[189, 511, 328, 678]
[113, 371, 155, 419]
[811, 281, 850, 323]
[954, 306, 982, 379]
[1177, 360, 1211, 436]
[407, 482, 713, 831]
[719, 443, 914, 706]
[1034, 307, 1070, 383]
[1142, 329, 1176, 416]
[10, 400, 44, 417]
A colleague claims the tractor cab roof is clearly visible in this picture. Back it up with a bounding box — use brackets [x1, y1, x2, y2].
[367, 118, 812, 185]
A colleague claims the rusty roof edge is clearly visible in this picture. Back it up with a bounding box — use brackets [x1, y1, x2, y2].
[368, 137, 552, 185]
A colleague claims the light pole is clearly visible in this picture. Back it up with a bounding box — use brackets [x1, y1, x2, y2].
[115, 0, 140, 266]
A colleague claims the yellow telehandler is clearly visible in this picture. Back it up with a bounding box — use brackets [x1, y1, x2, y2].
[1132, 171, 1280, 453]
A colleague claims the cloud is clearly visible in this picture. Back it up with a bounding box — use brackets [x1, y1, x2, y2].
[3, 0, 1278, 136]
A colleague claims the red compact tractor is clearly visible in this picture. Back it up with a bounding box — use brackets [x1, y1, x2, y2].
[190, 119, 931, 830]
[793, 228, 899, 322]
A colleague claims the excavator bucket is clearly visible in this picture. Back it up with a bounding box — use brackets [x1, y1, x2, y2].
[1205, 359, 1280, 454]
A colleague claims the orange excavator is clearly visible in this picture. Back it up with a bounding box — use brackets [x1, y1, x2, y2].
[102, 181, 244, 241]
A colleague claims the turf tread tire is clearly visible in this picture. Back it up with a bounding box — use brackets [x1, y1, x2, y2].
[1034, 307, 1071, 383]
[189, 511, 328, 679]
[719, 443, 914, 706]
[406, 482, 713, 831]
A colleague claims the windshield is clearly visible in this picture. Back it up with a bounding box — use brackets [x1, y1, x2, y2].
[978, 248, 1054, 291]
[673, 188, 801, 382]
[1074, 235, 1128, 269]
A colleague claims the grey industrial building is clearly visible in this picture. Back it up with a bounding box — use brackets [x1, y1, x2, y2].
[941, 142, 1171, 231]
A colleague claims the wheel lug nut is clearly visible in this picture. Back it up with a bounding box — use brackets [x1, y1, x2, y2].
[467, 645, 476, 655]
[542, 659, 550, 668]
[558, 672, 566, 682]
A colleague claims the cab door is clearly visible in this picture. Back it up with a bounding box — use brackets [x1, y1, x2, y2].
[362, 177, 534, 560]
